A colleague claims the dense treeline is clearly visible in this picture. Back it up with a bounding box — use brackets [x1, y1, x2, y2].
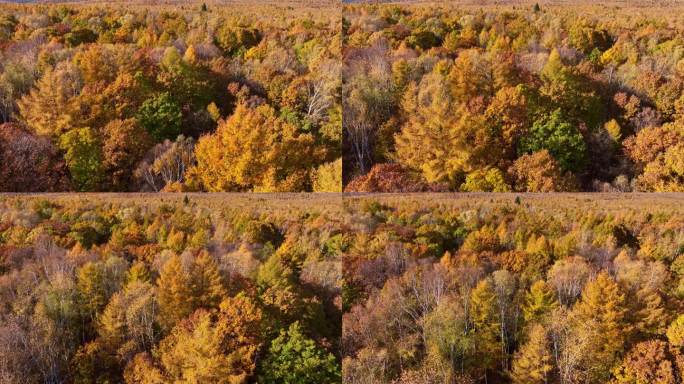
[342, 195, 684, 383]
[0, 2, 341, 192]
[0, 195, 342, 383]
[343, 3, 684, 192]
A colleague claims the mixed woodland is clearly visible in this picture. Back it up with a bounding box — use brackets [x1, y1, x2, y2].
[343, 194, 684, 383]
[343, 3, 684, 192]
[4, 1, 684, 384]
[0, 2, 341, 192]
[5, 0, 684, 193]
[0, 195, 342, 383]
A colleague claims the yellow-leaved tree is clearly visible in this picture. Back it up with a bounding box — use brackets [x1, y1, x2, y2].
[569, 272, 631, 383]
[125, 294, 263, 384]
[157, 252, 227, 332]
[469, 278, 502, 380]
[313, 158, 342, 192]
[394, 73, 487, 186]
[511, 323, 553, 384]
[17, 63, 81, 137]
[191, 103, 316, 192]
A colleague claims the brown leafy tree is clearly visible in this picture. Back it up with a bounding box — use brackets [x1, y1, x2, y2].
[508, 150, 577, 192]
[0, 123, 70, 191]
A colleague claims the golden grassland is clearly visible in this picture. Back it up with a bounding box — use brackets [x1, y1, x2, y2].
[344, 0, 684, 26]
[0, 193, 346, 215]
[345, 192, 684, 211]
[3, 192, 683, 215]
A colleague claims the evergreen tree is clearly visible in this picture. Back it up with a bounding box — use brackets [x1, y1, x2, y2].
[136, 92, 183, 143]
[519, 109, 587, 173]
[59, 127, 104, 192]
[258, 322, 340, 384]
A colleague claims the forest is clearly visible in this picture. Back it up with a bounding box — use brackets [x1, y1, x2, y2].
[4, 0, 684, 383]
[0, 194, 342, 383]
[5, 0, 684, 193]
[342, 194, 684, 383]
[13, 192, 684, 384]
[343, 2, 684, 192]
[0, 1, 341, 192]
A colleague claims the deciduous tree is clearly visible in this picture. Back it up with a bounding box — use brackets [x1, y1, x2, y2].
[58, 127, 104, 192]
[508, 150, 577, 192]
[612, 340, 683, 384]
[511, 324, 553, 384]
[470, 278, 501, 378]
[0, 123, 70, 191]
[192, 103, 316, 192]
[17, 63, 82, 137]
[570, 272, 631, 382]
[102, 118, 152, 191]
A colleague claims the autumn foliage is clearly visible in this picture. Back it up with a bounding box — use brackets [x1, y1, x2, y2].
[343, 2, 684, 192]
[343, 195, 684, 383]
[0, 2, 340, 192]
[0, 123, 71, 191]
[0, 195, 341, 383]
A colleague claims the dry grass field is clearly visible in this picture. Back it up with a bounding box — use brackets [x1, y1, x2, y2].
[0, 192, 346, 212]
[345, 192, 684, 212]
